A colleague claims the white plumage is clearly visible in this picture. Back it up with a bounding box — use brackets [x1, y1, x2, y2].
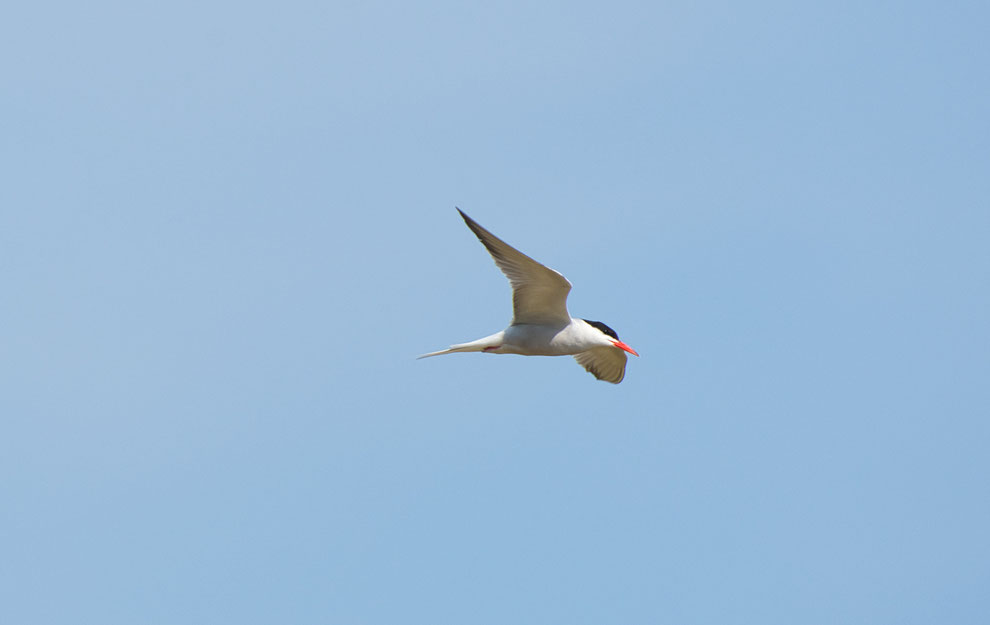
[419, 209, 638, 383]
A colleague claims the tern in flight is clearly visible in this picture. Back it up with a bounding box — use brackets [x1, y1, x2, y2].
[419, 209, 638, 383]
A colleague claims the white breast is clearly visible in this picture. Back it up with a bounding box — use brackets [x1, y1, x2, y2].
[502, 320, 606, 356]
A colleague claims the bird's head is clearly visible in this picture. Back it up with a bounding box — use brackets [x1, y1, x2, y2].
[582, 319, 639, 356]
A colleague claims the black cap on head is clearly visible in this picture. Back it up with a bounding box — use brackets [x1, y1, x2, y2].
[583, 319, 619, 340]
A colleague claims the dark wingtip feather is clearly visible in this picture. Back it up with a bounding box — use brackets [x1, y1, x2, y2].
[455, 207, 482, 235]
[455, 208, 496, 251]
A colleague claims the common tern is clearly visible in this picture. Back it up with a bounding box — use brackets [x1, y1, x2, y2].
[419, 209, 638, 383]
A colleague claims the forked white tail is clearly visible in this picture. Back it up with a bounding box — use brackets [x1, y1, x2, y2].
[417, 331, 505, 359]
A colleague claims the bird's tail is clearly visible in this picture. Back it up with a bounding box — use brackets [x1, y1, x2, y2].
[416, 346, 469, 359]
[417, 331, 505, 359]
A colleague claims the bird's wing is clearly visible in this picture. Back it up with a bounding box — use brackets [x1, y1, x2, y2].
[458, 209, 572, 325]
[574, 346, 628, 384]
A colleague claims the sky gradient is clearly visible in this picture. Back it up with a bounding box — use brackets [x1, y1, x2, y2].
[3, 1, 989, 623]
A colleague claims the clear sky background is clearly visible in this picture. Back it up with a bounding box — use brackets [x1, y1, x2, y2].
[3, 1, 989, 623]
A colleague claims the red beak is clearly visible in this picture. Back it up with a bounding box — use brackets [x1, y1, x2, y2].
[613, 340, 639, 357]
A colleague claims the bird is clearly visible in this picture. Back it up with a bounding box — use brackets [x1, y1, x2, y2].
[419, 208, 638, 383]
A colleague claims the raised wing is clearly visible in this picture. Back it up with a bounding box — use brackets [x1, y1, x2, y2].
[458, 209, 572, 325]
[574, 346, 628, 384]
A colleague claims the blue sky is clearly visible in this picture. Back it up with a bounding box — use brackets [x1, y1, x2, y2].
[2, 1, 989, 623]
